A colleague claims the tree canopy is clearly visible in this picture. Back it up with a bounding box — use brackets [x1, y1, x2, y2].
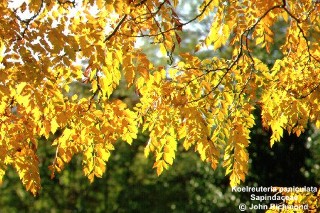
[0, 0, 319, 198]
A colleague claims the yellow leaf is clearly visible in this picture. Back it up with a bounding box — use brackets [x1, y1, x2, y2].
[230, 172, 240, 187]
[100, 75, 113, 98]
[282, 11, 289, 22]
[16, 82, 27, 95]
[0, 40, 5, 63]
[122, 133, 133, 144]
[88, 173, 95, 183]
[97, 148, 110, 162]
[155, 152, 163, 161]
[163, 152, 174, 165]
[71, 94, 78, 101]
[173, 0, 179, 7]
[0, 168, 5, 185]
[52, 90, 64, 102]
[153, 160, 165, 176]
[154, 71, 162, 84]
[159, 43, 167, 56]
[91, 79, 98, 93]
[51, 118, 59, 134]
[124, 66, 135, 87]
[256, 36, 264, 45]
[16, 94, 31, 107]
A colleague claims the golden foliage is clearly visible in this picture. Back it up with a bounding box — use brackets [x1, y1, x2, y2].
[0, 0, 319, 199]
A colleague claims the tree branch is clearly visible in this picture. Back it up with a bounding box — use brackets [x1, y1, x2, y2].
[104, 14, 128, 42]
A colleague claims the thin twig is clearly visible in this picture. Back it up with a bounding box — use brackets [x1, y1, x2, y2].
[104, 14, 128, 42]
